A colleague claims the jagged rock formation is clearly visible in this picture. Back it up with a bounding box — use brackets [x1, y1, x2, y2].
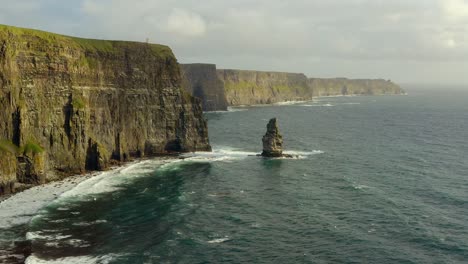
[217, 69, 313, 106]
[0, 24, 211, 195]
[180, 63, 228, 111]
[261, 118, 284, 157]
[308, 78, 403, 97]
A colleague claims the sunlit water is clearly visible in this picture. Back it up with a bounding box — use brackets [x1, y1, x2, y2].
[2, 86, 468, 263]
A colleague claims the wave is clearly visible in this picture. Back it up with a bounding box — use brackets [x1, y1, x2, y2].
[205, 107, 248, 113]
[273, 100, 309, 106]
[0, 172, 99, 229]
[25, 253, 125, 264]
[353, 184, 371, 190]
[283, 150, 325, 157]
[207, 237, 231, 244]
[26, 231, 72, 241]
[72, 220, 108, 227]
[182, 147, 324, 162]
[181, 147, 258, 162]
[301, 103, 334, 107]
[60, 160, 165, 199]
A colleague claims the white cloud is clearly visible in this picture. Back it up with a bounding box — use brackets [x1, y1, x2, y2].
[1, 0, 468, 84]
[446, 38, 457, 48]
[442, 0, 468, 20]
[164, 8, 207, 37]
[81, 0, 104, 15]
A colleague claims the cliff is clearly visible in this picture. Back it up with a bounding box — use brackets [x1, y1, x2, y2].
[180, 63, 228, 111]
[0, 24, 211, 195]
[216, 69, 313, 106]
[308, 78, 404, 97]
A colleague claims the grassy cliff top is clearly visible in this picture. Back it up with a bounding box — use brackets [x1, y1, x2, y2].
[0, 24, 174, 58]
[218, 68, 307, 76]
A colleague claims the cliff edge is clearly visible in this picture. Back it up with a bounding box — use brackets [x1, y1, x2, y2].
[0, 24, 211, 195]
[308, 78, 403, 97]
[180, 63, 228, 111]
[217, 69, 313, 106]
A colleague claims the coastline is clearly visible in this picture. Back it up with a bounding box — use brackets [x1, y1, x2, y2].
[0, 168, 122, 263]
[217, 92, 407, 110]
[0, 157, 177, 263]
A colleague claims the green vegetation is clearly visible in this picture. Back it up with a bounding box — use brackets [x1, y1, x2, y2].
[0, 139, 44, 157]
[181, 89, 195, 103]
[97, 142, 109, 159]
[72, 97, 86, 109]
[0, 24, 174, 59]
[0, 140, 19, 154]
[21, 141, 44, 155]
[225, 81, 260, 92]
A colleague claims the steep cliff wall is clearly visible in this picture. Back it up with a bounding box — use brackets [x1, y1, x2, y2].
[180, 64, 228, 111]
[308, 78, 404, 97]
[217, 69, 313, 106]
[0, 25, 211, 195]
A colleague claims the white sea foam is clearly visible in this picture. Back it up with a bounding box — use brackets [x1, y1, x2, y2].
[274, 100, 309, 106]
[72, 220, 108, 227]
[49, 219, 68, 224]
[0, 159, 167, 233]
[25, 253, 124, 264]
[181, 147, 258, 162]
[228, 107, 249, 112]
[284, 150, 324, 156]
[205, 107, 249, 113]
[26, 231, 72, 241]
[207, 237, 231, 244]
[353, 184, 371, 190]
[59, 160, 162, 199]
[301, 103, 334, 107]
[0, 173, 99, 229]
[183, 147, 324, 162]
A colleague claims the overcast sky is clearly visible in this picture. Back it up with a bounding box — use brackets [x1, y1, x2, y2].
[0, 0, 467, 85]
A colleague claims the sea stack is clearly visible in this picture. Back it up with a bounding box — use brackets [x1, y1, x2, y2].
[261, 118, 284, 157]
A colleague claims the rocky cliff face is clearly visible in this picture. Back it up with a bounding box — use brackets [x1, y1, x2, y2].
[217, 69, 313, 106]
[180, 63, 228, 111]
[261, 118, 283, 157]
[308, 78, 404, 97]
[0, 25, 211, 195]
[214, 69, 404, 106]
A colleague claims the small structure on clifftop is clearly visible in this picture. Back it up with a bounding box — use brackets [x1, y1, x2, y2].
[261, 118, 284, 157]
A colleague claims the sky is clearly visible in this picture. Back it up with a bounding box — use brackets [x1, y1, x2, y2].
[0, 0, 467, 85]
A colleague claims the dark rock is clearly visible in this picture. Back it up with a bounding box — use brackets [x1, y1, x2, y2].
[180, 64, 228, 111]
[261, 118, 284, 157]
[0, 24, 211, 196]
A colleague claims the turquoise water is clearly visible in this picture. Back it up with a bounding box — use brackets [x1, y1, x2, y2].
[12, 87, 468, 263]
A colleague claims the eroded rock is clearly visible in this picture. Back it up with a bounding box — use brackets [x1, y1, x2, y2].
[261, 118, 284, 157]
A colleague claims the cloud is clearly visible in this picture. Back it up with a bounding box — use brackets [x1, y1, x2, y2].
[442, 0, 468, 20]
[163, 9, 207, 37]
[1, 0, 468, 84]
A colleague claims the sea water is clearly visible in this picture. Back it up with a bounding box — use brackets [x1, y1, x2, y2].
[1, 86, 467, 263]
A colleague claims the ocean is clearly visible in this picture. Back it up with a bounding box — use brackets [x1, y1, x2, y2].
[1, 86, 467, 263]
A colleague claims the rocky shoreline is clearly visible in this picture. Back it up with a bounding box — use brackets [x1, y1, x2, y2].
[180, 65, 405, 111]
[0, 24, 211, 197]
[0, 156, 185, 263]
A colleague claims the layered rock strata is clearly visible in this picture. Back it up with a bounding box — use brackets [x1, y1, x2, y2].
[180, 63, 228, 111]
[217, 69, 312, 106]
[214, 69, 404, 106]
[0, 24, 211, 195]
[308, 78, 403, 97]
